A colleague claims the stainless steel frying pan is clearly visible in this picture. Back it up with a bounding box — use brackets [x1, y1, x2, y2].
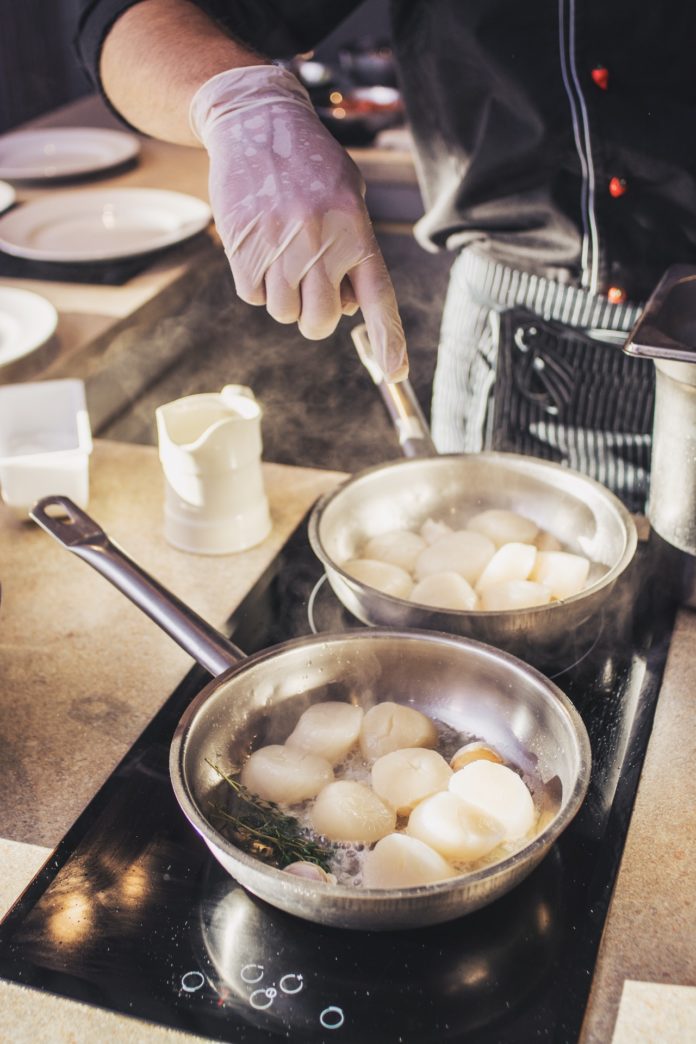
[308, 326, 637, 667]
[31, 495, 591, 931]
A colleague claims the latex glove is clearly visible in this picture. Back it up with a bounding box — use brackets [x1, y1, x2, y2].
[190, 65, 408, 381]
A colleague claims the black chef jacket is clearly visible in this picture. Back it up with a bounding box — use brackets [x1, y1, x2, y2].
[76, 0, 696, 302]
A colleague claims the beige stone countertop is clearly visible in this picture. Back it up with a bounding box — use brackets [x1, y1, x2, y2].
[1, 439, 695, 1041]
[580, 606, 696, 1042]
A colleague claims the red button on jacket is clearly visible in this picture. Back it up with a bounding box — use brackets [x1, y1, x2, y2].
[608, 286, 626, 304]
[609, 176, 627, 198]
[591, 66, 609, 90]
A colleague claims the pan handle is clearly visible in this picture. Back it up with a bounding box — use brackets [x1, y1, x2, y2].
[30, 496, 245, 678]
[351, 324, 437, 459]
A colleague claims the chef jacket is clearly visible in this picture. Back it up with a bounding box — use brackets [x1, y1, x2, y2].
[76, 0, 696, 303]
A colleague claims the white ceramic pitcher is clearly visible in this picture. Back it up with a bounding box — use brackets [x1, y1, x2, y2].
[156, 385, 271, 554]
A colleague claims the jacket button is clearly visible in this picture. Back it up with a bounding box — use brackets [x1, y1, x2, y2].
[591, 66, 609, 90]
[609, 176, 627, 198]
[608, 286, 626, 304]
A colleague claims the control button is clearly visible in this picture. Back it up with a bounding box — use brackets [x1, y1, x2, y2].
[591, 66, 609, 90]
[608, 286, 626, 304]
[609, 176, 627, 198]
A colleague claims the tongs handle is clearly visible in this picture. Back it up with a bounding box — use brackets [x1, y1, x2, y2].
[30, 495, 244, 677]
[351, 324, 437, 459]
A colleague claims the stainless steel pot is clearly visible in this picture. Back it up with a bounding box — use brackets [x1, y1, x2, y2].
[31, 495, 591, 931]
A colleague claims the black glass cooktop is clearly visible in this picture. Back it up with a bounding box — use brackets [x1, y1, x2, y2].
[0, 515, 676, 1043]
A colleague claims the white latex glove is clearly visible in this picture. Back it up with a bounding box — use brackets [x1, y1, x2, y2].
[190, 65, 408, 381]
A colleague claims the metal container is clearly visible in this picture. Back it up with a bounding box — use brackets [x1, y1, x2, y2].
[309, 452, 636, 668]
[624, 264, 696, 604]
[30, 495, 591, 931]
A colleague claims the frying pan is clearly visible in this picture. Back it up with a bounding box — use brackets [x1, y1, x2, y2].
[308, 326, 637, 666]
[31, 495, 590, 930]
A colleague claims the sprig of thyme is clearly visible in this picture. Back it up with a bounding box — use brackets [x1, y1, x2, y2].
[206, 759, 334, 873]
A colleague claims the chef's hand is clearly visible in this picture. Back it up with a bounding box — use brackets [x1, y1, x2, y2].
[190, 65, 408, 381]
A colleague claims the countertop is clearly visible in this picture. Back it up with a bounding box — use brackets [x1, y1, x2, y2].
[0, 440, 694, 1042]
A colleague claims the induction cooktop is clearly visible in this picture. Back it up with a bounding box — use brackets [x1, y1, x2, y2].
[0, 514, 676, 1043]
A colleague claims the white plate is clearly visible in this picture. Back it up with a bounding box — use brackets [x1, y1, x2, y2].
[0, 180, 15, 213]
[0, 127, 140, 181]
[0, 188, 212, 262]
[0, 287, 58, 373]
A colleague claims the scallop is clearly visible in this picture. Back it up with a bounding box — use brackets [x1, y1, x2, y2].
[407, 791, 505, 862]
[449, 760, 536, 841]
[534, 529, 563, 552]
[450, 741, 504, 772]
[362, 833, 457, 889]
[530, 550, 591, 600]
[410, 571, 478, 611]
[359, 701, 438, 761]
[364, 529, 427, 572]
[420, 517, 454, 545]
[310, 780, 396, 843]
[414, 530, 496, 586]
[478, 580, 552, 611]
[240, 745, 333, 805]
[343, 558, 413, 599]
[466, 509, 539, 548]
[371, 747, 453, 815]
[285, 702, 364, 765]
[475, 542, 537, 592]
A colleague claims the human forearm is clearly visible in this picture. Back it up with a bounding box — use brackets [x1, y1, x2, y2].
[100, 0, 266, 145]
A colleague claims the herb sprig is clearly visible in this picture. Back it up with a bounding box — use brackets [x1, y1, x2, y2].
[206, 759, 334, 873]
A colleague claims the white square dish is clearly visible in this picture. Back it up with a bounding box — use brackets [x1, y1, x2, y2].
[0, 379, 92, 513]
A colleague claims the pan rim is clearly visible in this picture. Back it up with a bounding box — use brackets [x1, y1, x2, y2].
[169, 627, 592, 907]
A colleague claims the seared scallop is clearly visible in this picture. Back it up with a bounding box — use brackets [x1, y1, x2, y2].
[363, 833, 457, 888]
[467, 509, 539, 548]
[414, 530, 495, 586]
[371, 747, 452, 816]
[360, 701, 438, 761]
[449, 760, 536, 841]
[240, 745, 333, 805]
[364, 529, 427, 572]
[285, 701, 363, 765]
[407, 791, 504, 862]
[475, 542, 537, 592]
[343, 558, 413, 599]
[529, 550, 591, 600]
[410, 571, 478, 611]
[310, 781, 396, 843]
